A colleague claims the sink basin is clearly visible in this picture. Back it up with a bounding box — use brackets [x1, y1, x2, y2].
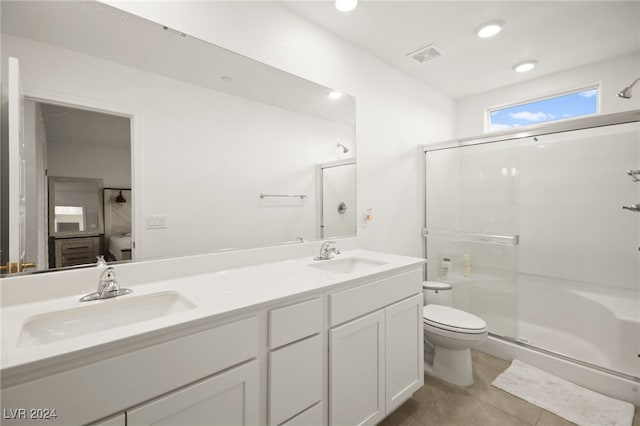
[18, 291, 196, 347]
[309, 257, 387, 274]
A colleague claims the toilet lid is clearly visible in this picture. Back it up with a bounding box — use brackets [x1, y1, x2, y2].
[422, 281, 452, 291]
[423, 305, 487, 333]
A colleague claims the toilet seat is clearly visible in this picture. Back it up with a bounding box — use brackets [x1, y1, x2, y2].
[422, 281, 452, 291]
[423, 305, 487, 334]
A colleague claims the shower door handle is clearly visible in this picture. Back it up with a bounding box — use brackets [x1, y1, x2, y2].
[622, 204, 640, 212]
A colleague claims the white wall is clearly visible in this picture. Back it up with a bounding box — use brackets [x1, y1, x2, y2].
[104, 1, 455, 258]
[455, 53, 640, 139]
[46, 135, 131, 189]
[3, 34, 357, 259]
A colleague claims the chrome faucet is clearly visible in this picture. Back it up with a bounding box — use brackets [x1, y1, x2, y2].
[314, 241, 341, 261]
[80, 266, 133, 302]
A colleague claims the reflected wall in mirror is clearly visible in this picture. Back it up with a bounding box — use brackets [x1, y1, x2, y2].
[0, 1, 356, 275]
[104, 189, 132, 263]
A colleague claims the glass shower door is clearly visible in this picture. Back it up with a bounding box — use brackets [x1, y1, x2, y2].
[425, 140, 519, 339]
[515, 122, 640, 377]
[425, 118, 639, 378]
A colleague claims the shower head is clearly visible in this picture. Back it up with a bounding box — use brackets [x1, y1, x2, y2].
[337, 142, 349, 153]
[617, 77, 640, 99]
[336, 143, 349, 153]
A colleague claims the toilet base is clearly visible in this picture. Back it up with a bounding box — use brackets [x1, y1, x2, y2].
[424, 346, 474, 387]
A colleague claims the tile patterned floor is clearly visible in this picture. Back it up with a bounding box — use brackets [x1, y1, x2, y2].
[380, 350, 640, 426]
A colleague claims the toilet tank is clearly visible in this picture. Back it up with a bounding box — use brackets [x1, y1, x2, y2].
[423, 281, 453, 307]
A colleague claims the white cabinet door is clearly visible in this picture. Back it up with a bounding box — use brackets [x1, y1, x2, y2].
[385, 294, 424, 413]
[127, 361, 259, 426]
[88, 413, 126, 426]
[281, 402, 323, 426]
[329, 310, 385, 426]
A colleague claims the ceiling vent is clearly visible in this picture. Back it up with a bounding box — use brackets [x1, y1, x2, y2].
[407, 43, 444, 64]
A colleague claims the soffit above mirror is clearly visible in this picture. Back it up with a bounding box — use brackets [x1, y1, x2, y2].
[2, 0, 355, 126]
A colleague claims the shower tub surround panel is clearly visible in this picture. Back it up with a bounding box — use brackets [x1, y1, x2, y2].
[0, 248, 425, 425]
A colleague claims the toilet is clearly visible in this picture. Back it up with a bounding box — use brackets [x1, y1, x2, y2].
[422, 281, 487, 386]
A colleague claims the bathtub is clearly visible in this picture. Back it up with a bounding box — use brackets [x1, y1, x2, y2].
[449, 270, 640, 404]
[517, 274, 639, 379]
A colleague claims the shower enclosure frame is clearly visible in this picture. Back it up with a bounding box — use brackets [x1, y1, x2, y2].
[420, 109, 640, 400]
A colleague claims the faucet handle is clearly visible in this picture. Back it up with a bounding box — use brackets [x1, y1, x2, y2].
[314, 241, 339, 261]
[321, 240, 336, 250]
[100, 266, 116, 281]
[96, 255, 108, 267]
[80, 266, 132, 302]
[98, 267, 117, 294]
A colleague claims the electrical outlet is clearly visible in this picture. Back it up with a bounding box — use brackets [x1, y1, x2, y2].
[363, 208, 373, 223]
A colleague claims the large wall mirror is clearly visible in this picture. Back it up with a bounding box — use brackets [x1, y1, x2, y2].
[0, 1, 356, 275]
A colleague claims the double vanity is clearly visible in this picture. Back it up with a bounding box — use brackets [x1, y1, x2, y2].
[1, 246, 425, 426]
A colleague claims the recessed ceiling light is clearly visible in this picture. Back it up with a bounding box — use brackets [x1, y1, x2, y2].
[513, 60, 538, 73]
[476, 20, 504, 38]
[335, 0, 358, 12]
[221, 75, 233, 82]
[329, 91, 343, 100]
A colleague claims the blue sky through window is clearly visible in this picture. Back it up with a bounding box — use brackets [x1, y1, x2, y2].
[489, 88, 598, 132]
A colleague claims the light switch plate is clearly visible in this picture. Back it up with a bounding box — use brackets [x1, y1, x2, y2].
[146, 215, 168, 229]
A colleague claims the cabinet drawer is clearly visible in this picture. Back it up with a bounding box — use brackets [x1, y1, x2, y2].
[281, 402, 323, 426]
[269, 297, 323, 349]
[269, 334, 323, 425]
[59, 237, 98, 253]
[55, 237, 100, 267]
[329, 269, 422, 327]
[61, 253, 95, 266]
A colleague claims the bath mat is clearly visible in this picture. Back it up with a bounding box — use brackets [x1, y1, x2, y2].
[491, 360, 634, 426]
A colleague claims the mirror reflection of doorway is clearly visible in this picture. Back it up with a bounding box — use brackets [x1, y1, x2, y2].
[24, 100, 132, 270]
[318, 159, 356, 239]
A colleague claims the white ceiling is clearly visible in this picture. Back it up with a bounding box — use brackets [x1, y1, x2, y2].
[282, 1, 640, 99]
[39, 103, 131, 148]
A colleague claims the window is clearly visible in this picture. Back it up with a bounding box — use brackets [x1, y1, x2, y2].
[488, 87, 598, 132]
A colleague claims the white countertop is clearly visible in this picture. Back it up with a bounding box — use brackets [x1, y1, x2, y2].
[1, 249, 424, 381]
